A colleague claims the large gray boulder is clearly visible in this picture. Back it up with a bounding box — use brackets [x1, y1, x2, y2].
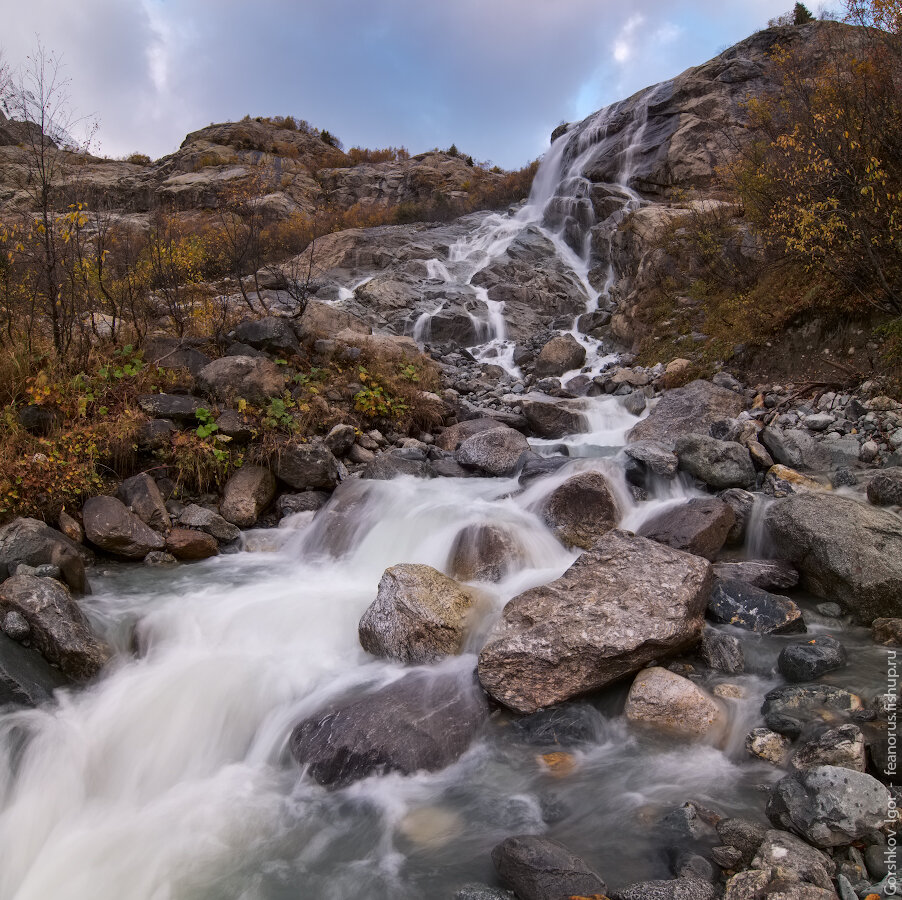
[82, 496, 165, 560]
[358, 564, 476, 663]
[0, 631, 70, 706]
[137, 393, 203, 422]
[436, 418, 505, 452]
[675, 434, 755, 490]
[220, 465, 276, 528]
[533, 334, 586, 378]
[447, 524, 525, 583]
[760, 426, 831, 473]
[0, 575, 111, 680]
[0, 518, 90, 593]
[176, 505, 241, 544]
[233, 316, 300, 357]
[477, 529, 712, 713]
[637, 498, 735, 561]
[624, 666, 726, 739]
[541, 470, 621, 549]
[627, 380, 744, 448]
[197, 355, 286, 405]
[867, 467, 902, 506]
[491, 835, 606, 900]
[712, 559, 799, 591]
[766, 765, 890, 848]
[456, 426, 529, 477]
[289, 670, 489, 787]
[274, 443, 344, 491]
[708, 578, 805, 634]
[521, 400, 585, 439]
[765, 492, 902, 624]
[116, 472, 170, 532]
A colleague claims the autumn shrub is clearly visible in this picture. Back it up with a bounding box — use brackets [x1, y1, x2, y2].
[124, 152, 152, 166]
[347, 146, 410, 165]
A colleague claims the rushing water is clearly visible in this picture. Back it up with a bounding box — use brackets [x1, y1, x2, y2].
[0, 85, 893, 899]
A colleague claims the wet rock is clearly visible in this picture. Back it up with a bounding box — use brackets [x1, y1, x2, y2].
[144, 551, 178, 567]
[362, 450, 435, 480]
[447, 524, 525, 583]
[637, 498, 735, 561]
[746, 728, 791, 764]
[509, 703, 603, 746]
[116, 472, 171, 532]
[454, 886, 515, 900]
[478, 530, 711, 713]
[289, 670, 489, 787]
[165, 528, 219, 561]
[521, 400, 584, 439]
[274, 443, 344, 490]
[0, 630, 70, 706]
[872, 618, 902, 645]
[197, 355, 286, 405]
[765, 492, 902, 624]
[176, 505, 241, 544]
[220, 465, 276, 527]
[533, 334, 586, 378]
[762, 685, 863, 740]
[358, 564, 476, 663]
[675, 434, 755, 490]
[792, 724, 867, 772]
[0, 518, 90, 593]
[323, 423, 357, 458]
[456, 426, 530, 477]
[137, 393, 203, 423]
[712, 560, 800, 592]
[708, 578, 805, 634]
[234, 316, 300, 356]
[766, 765, 890, 848]
[82, 496, 165, 560]
[611, 879, 717, 900]
[627, 380, 745, 448]
[0, 575, 110, 681]
[716, 818, 768, 869]
[760, 427, 831, 473]
[724, 870, 836, 899]
[719, 488, 756, 545]
[700, 627, 744, 674]
[778, 636, 847, 682]
[867, 467, 902, 506]
[18, 404, 62, 436]
[491, 835, 606, 900]
[541, 470, 621, 550]
[518, 455, 570, 486]
[763, 464, 826, 497]
[621, 391, 647, 416]
[625, 666, 726, 739]
[276, 492, 330, 517]
[436, 418, 506, 451]
[57, 511, 83, 544]
[750, 829, 836, 890]
[624, 440, 679, 479]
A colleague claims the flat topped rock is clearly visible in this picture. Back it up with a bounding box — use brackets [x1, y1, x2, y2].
[477, 529, 712, 713]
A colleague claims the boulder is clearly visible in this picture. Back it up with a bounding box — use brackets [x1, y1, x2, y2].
[137, 393, 203, 423]
[138, 418, 176, 449]
[624, 666, 726, 739]
[447, 524, 525, 583]
[778, 636, 847, 682]
[521, 400, 585, 439]
[0, 575, 111, 680]
[289, 670, 489, 787]
[763, 464, 826, 497]
[165, 528, 219, 560]
[196, 355, 286, 405]
[491, 835, 606, 900]
[623, 441, 679, 478]
[18, 404, 62, 436]
[176, 505, 241, 544]
[358, 564, 476, 663]
[541, 470, 621, 549]
[518, 455, 570, 486]
[274, 443, 344, 490]
[533, 334, 586, 378]
[215, 409, 259, 443]
[0, 518, 90, 593]
[762, 685, 863, 739]
[116, 472, 170, 532]
[746, 728, 791, 765]
[57, 511, 83, 544]
[873, 618, 902, 645]
[276, 491, 330, 517]
[611, 880, 717, 900]
[712, 560, 799, 592]
[627, 380, 745, 448]
[765, 492, 902, 624]
[509, 703, 603, 746]
[867, 467, 902, 506]
[220, 465, 276, 527]
[708, 578, 805, 634]
[748, 829, 836, 891]
[791, 724, 867, 772]
[362, 451, 435, 480]
[323, 423, 357, 458]
[760, 427, 831, 473]
[700, 627, 744, 674]
[716, 818, 768, 870]
[82, 496, 165, 560]
[233, 316, 300, 356]
[436, 418, 505, 452]
[719, 488, 756, 545]
[144, 337, 210, 377]
[477, 530, 711, 713]
[0, 631, 70, 706]
[675, 434, 755, 490]
[297, 299, 370, 341]
[637, 498, 735, 561]
[766, 765, 890, 848]
[456, 426, 530, 477]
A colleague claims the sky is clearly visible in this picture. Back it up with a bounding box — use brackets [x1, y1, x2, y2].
[1, 0, 838, 170]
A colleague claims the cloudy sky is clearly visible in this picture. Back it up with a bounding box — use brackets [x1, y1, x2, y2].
[2, 0, 835, 169]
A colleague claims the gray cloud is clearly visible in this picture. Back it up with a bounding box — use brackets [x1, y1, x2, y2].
[4, 0, 822, 168]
